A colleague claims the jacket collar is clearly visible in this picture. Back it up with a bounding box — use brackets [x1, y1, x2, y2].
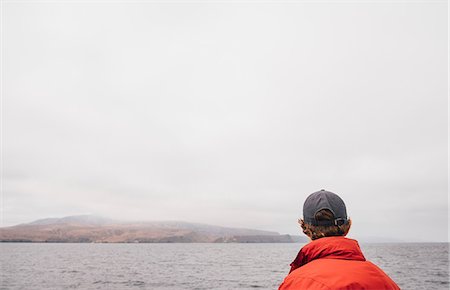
[289, 236, 366, 273]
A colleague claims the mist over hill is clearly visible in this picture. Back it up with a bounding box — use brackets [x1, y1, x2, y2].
[0, 215, 307, 243]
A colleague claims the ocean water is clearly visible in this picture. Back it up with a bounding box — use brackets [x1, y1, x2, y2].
[0, 243, 448, 289]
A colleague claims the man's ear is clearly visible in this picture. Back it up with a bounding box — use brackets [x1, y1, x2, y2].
[345, 219, 352, 236]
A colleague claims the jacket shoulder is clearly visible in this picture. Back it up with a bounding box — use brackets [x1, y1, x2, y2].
[279, 259, 400, 290]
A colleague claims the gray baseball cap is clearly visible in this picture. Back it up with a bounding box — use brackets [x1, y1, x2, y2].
[303, 189, 348, 226]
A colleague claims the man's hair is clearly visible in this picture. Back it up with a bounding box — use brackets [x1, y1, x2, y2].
[300, 209, 351, 240]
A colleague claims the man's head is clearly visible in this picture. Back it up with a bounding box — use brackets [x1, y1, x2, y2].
[299, 189, 352, 240]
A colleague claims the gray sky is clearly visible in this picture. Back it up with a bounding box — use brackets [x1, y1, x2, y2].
[2, 1, 448, 242]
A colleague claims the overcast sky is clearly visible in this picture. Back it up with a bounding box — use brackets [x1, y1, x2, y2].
[2, 1, 448, 242]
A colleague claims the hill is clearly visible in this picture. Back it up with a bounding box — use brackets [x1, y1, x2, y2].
[0, 215, 307, 243]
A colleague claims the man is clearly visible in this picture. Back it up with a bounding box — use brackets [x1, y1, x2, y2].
[279, 189, 400, 290]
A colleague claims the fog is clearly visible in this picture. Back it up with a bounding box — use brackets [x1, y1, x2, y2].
[2, 1, 448, 242]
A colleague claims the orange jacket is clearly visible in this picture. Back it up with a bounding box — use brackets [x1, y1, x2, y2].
[279, 236, 400, 290]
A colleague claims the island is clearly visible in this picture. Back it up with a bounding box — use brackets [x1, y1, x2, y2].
[0, 215, 307, 243]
